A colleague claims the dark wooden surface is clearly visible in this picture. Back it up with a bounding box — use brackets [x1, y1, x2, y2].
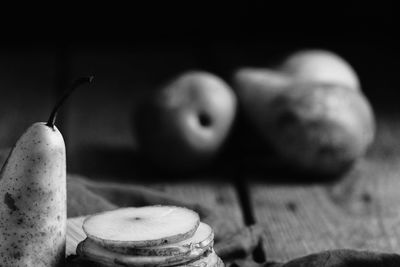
[2, 45, 400, 262]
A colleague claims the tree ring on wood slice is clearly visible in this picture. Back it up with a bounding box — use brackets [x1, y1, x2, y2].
[77, 238, 221, 267]
[83, 206, 200, 249]
[110, 222, 214, 256]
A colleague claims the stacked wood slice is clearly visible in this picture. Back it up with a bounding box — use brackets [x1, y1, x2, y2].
[77, 206, 223, 266]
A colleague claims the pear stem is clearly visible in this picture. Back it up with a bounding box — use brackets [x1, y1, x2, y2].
[46, 76, 94, 129]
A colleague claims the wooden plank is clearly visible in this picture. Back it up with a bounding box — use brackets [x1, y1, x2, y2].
[0, 46, 57, 148]
[250, 155, 400, 262]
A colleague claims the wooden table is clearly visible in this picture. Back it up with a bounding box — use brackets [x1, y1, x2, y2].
[2, 115, 400, 262]
[67, 116, 400, 261]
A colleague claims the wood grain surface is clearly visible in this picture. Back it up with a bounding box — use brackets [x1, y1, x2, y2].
[249, 118, 400, 261]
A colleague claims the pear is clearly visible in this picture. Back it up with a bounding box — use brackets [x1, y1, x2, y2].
[83, 206, 200, 249]
[0, 77, 93, 266]
[109, 222, 214, 256]
[234, 50, 375, 175]
[77, 238, 212, 267]
[76, 206, 222, 266]
[78, 240, 222, 267]
[134, 71, 237, 172]
[281, 49, 360, 91]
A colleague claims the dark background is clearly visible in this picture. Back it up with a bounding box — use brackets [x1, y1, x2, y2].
[2, 2, 397, 104]
[0, 3, 398, 177]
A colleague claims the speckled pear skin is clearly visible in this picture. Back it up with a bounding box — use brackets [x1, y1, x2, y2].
[0, 122, 66, 266]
